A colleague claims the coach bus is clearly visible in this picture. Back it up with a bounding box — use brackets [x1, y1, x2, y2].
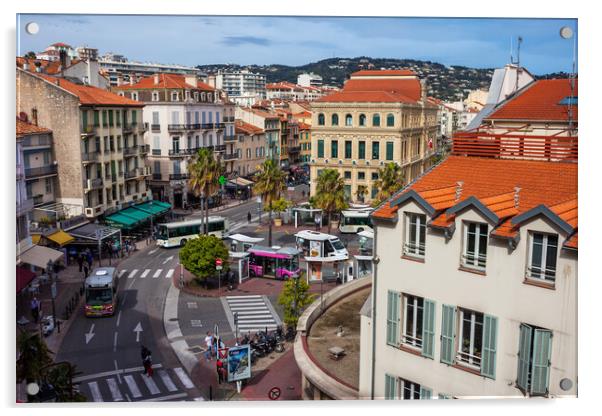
[156, 216, 230, 248]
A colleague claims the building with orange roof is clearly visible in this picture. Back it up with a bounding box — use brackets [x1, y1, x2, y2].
[114, 73, 235, 207]
[236, 107, 281, 163]
[359, 134, 577, 400]
[310, 69, 439, 201]
[17, 68, 150, 220]
[230, 119, 267, 177]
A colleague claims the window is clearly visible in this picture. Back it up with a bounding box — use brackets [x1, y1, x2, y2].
[331, 140, 338, 158]
[317, 140, 325, 158]
[373, 113, 380, 127]
[527, 232, 558, 282]
[358, 141, 366, 159]
[357, 171, 365, 180]
[152, 111, 160, 125]
[372, 172, 379, 180]
[345, 141, 352, 159]
[45, 178, 52, 194]
[171, 92, 179, 101]
[345, 114, 353, 126]
[462, 222, 488, 270]
[102, 110, 108, 127]
[103, 136, 109, 152]
[385, 375, 432, 400]
[402, 294, 423, 348]
[371, 187, 378, 199]
[344, 171, 351, 180]
[152, 91, 159, 101]
[404, 213, 426, 257]
[457, 308, 484, 369]
[386, 142, 394, 160]
[93, 110, 100, 127]
[331, 114, 339, 126]
[115, 110, 121, 126]
[359, 114, 366, 126]
[371, 142, 380, 159]
[387, 113, 395, 127]
[131, 110, 137, 125]
[517, 324, 553, 396]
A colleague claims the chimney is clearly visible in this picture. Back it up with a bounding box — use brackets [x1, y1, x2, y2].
[22, 62, 29, 71]
[129, 76, 135, 86]
[116, 74, 123, 86]
[455, 181, 464, 201]
[31, 108, 38, 126]
[153, 74, 160, 85]
[59, 50, 68, 75]
[514, 187, 521, 208]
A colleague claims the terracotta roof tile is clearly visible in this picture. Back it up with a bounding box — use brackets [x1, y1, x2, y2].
[564, 233, 578, 249]
[235, 119, 264, 135]
[16, 118, 51, 137]
[115, 73, 214, 91]
[352, 69, 416, 77]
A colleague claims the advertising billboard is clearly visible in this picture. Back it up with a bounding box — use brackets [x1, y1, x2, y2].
[227, 344, 251, 382]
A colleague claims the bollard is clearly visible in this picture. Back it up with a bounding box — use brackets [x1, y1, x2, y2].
[209, 385, 213, 401]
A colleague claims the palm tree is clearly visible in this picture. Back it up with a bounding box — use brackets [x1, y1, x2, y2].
[314, 169, 347, 234]
[355, 185, 368, 203]
[188, 149, 223, 234]
[373, 162, 404, 205]
[254, 159, 286, 247]
[16, 329, 53, 401]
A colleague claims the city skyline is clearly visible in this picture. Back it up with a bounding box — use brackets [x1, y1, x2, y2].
[18, 14, 577, 75]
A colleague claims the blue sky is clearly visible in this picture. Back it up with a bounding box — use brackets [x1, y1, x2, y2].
[17, 15, 577, 74]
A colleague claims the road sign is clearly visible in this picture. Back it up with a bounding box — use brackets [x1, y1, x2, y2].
[268, 386, 281, 400]
[215, 258, 222, 266]
[219, 175, 227, 186]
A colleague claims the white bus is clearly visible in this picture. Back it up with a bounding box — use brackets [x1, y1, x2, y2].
[294, 230, 348, 259]
[339, 210, 373, 233]
[156, 216, 230, 248]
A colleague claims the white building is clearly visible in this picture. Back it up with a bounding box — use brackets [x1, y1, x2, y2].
[214, 69, 266, 107]
[36, 42, 78, 61]
[298, 72, 323, 88]
[99, 55, 202, 87]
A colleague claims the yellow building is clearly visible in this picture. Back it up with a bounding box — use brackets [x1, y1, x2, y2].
[309, 70, 439, 202]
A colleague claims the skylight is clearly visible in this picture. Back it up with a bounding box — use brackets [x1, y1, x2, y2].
[559, 96, 578, 105]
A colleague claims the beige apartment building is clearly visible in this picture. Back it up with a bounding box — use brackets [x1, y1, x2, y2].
[232, 119, 266, 176]
[310, 70, 439, 201]
[17, 68, 150, 219]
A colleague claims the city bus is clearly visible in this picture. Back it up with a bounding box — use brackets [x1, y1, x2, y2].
[156, 216, 230, 248]
[84, 267, 118, 317]
[339, 210, 373, 234]
[248, 246, 301, 279]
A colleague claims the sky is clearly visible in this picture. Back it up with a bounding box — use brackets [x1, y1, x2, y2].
[16, 14, 578, 75]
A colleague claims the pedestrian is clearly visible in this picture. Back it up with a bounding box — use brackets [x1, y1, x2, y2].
[141, 345, 153, 377]
[30, 297, 40, 324]
[86, 250, 93, 268]
[216, 358, 224, 384]
[77, 253, 84, 272]
[301, 190, 305, 198]
[247, 211, 252, 223]
[83, 263, 89, 279]
[204, 331, 213, 361]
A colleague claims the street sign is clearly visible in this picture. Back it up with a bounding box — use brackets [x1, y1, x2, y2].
[216, 258, 223, 270]
[219, 175, 227, 186]
[227, 344, 252, 383]
[268, 386, 281, 400]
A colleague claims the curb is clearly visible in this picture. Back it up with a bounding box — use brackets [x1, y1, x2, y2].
[163, 283, 198, 375]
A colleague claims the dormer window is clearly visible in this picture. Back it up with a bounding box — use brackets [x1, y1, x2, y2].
[526, 232, 558, 283]
[131, 92, 139, 101]
[193, 92, 199, 101]
[461, 222, 488, 271]
[171, 92, 179, 101]
[185, 90, 191, 100]
[201, 92, 206, 101]
[117, 91, 124, 97]
[403, 213, 426, 258]
[151, 91, 159, 102]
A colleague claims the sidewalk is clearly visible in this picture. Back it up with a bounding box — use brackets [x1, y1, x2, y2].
[241, 348, 301, 401]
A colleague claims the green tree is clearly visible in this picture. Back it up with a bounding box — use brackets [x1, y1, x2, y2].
[24, 51, 37, 59]
[43, 362, 87, 402]
[266, 197, 292, 219]
[355, 184, 368, 203]
[278, 276, 315, 328]
[188, 148, 223, 234]
[16, 329, 53, 390]
[314, 169, 348, 234]
[373, 162, 404, 205]
[179, 235, 229, 285]
[254, 159, 286, 246]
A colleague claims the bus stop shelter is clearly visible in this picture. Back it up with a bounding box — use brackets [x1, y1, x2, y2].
[292, 207, 323, 228]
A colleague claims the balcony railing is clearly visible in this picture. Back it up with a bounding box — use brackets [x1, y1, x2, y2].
[201, 123, 214, 129]
[81, 151, 100, 163]
[169, 173, 189, 181]
[223, 135, 237, 142]
[123, 146, 138, 156]
[32, 194, 45, 205]
[152, 149, 161, 156]
[214, 122, 225, 129]
[214, 144, 226, 152]
[138, 144, 150, 155]
[122, 123, 134, 133]
[288, 146, 301, 153]
[152, 173, 163, 181]
[168, 124, 187, 132]
[25, 165, 58, 178]
[84, 178, 104, 190]
[186, 123, 201, 130]
[80, 125, 95, 136]
[223, 153, 239, 161]
[124, 170, 138, 179]
[168, 147, 202, 157]
[22, 135, 52, 148]
[151, 124, 161, 132]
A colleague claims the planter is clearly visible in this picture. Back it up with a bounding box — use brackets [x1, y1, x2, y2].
[330, 220, 339, 229]
[274, 218, 283, 227]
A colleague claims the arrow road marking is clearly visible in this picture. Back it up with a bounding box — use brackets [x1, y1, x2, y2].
[133, 322, 143, 343]
[85, 324, 95, 344]
[149, 248, 159, 255]
[162, 255, 174, 265]
[153, 269, 162, 278]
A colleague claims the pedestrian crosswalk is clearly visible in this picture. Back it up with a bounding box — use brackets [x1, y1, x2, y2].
[225, 295, 281, 334]
[118, 268, 175, 280]
[75, 365, 194, 402]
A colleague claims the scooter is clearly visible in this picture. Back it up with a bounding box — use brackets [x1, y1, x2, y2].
[41, 315, 55, 337]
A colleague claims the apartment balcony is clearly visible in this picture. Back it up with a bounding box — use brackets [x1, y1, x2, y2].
[83, 178, 104, 191]
[288, 146, 301, 153]
[186, 123, 201, 130]
[123, 146, 138, 157]
[168, 147, 201, 157]
[169, 173, 189, 181]
[124, 167, 150, 180]
[168, 124, 187, 132]
[214, 123, 225, 129]
[152, 173, 163, 181]
[151, 124, 161, 133]
[214, 144, 226, 152]
[224, 135, 237, 142]
[22, 135, 52, 149]
[16, 198, 34, 217]
[139, 122, 149, 132]
[223, 116, 235, 123]
[81, 151, 100, 163]
[223, 153, 239, 161]
[80, 125, 95, 138]
[138, 144, 150, 155]
[25, 164, 58, 179]
[122, 123, 135, 134]
[201, 123, 214, 129]
[151, 149, 162, 156]
[410, 154, 421, 163]
[84, 203, 104, 218]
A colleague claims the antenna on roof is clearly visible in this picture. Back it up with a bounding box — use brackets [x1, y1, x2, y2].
[510, 36, 523, 94]
[560, 26, 577, 134]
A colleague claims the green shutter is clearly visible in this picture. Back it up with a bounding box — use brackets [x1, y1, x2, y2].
[82, 110, 88, 129]
[419, 386, 432, 400]
[384, 374, 396, 400]
[318, 140, 324, 158]
[530, 329, 552, 395]
[386, 142, 394, 160]
[516, 324, 533, 393]
[438, 393, 452, 399]
[440, 304, 456, 365]
[386, 290, 399, 346]
[481, 314, 498, 379]
[421, 299, 436, 359]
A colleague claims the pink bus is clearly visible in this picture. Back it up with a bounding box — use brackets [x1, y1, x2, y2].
[248, 246, 301, 279]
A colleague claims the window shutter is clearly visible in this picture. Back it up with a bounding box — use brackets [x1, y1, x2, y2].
[516, 324, 533, 393]
[440, 304, 456, 365]
[421, 299, 436, 359]
[386, 291, 399, 346]
[419, 386, 432, 400]
[481, 314, 498, 379]
[384, 374, 396, 400]
[530, 329, 552, 396]
[438, 393, 452, 399]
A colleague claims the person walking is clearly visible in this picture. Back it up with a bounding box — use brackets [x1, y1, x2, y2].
[83, 263, 89, 279]
[86, 249, 93, 269]
[216, 358, 224, 384]
[30, 297, 40, 324]
[77, 253, 84, 273]
[204, 331, 213, 361]
[247, 211, 252, 223]
[141, 345, 153, 377]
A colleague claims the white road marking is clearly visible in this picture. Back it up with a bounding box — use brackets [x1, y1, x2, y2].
[73, 364, 163, 383]
[153, 269, 162, 278]
[228, 306, 270, 311]
[116, 310, 122, 327]
[141, 373, 160, 395]
[118, 270, 127, 277]
[226, 295, 262, 299]
[124, 375, 142, 398]
[166, 269, 174, 279]
[128, 269, 138, 279]
[106, 378, 123, 401]
[149, 248, 159, 255]
[162, 255, 174, 265]
[140, 269, 150, 278]
[134, 322, 143, 342]
[174, 367, 194, 389]
[88, 381, 103, 402]
[158, 370, 178, 392]
[114, 360, 122, 384]
[113, 332, 118, 352]
[85, 324, 95, 344]
[187, 302, 198, 309]
[139, 392, 188, 402]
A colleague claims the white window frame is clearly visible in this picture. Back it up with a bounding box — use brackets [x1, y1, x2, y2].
[399, 379, 421, 400]
[171, 92, 179, 102]
[526, 232, 558, 283]
[151, 91, 159, 102]
[402, 294, 423, 349]
[131, 92, 138, 101]
[461, 221, 488, 270]
[456, 308, 483, 369]
[403, 212, 426, 258]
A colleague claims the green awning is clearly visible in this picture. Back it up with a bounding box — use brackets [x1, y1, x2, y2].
[105, 213, 139, 229]
[120, 207, 152, 222]
[134, 200, 171, 216]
